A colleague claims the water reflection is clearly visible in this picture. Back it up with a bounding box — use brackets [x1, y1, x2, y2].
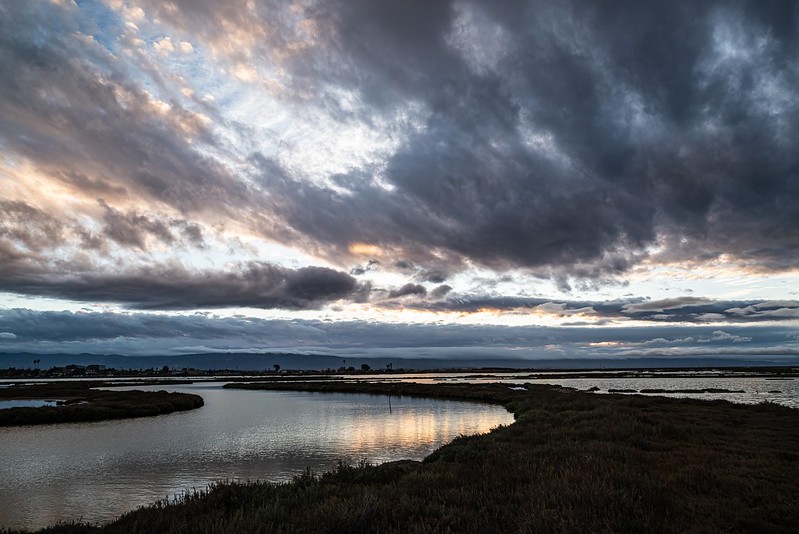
[0, 383, 511, 531]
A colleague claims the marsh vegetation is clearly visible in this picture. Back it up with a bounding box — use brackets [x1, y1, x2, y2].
[0, 382, 204, 426]
[14, 381, 797, 533]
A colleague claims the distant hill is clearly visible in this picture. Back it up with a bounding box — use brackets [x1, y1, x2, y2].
[0, 352, 797, 371]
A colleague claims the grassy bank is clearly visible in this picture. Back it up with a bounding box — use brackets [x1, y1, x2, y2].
[0, 382, 204, 426]
[19, 381, 799, 533]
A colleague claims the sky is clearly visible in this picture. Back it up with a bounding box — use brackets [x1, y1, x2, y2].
[1, 0, 798, 367]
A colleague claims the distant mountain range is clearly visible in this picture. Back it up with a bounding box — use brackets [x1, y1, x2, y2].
[0, 352, 797, 371]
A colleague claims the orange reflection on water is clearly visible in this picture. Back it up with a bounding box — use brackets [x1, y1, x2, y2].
[342, 408, 507, 457]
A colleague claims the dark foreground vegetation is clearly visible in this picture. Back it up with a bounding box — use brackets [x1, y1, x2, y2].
[17, 381, 799, 533]
[0, 382, 204, 426]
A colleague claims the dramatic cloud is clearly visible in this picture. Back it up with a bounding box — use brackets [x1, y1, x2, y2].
[3, 1, 798, 285]
[1, 1, 798, 363]
[0, 262, 362, 310]
[387, 283, 428, 299]
[238, 0, 799, 276]
[430, 285, 453, 299]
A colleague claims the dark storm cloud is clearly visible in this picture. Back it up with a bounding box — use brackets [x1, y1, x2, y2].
[1, 308, 797, 362]
[350, 259, 380, 276]
[387, 283, 427, 299]
[0, 262, 361, 310]
[417, 270, 448, 284]
[430, 284, 453, 299]
[246, 0, 799, 276]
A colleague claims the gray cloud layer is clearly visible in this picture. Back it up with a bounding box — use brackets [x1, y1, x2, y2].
[0, 261, 362, 310]
[1, 309, 797, 363]
[389, 295, 799, 324]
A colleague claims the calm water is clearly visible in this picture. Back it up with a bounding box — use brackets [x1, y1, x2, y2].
[525, 376, 799, 409]
[366, 373, 799, 409]
[0, 383, 512, 531]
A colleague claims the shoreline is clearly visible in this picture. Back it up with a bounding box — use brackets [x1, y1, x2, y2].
[20, 380, 799, 533]
[0, 382, 204, 426]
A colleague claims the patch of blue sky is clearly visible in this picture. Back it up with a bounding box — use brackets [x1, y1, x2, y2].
[73, 0, 127, 52]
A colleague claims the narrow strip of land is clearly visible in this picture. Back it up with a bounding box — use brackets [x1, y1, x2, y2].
[0, 382, 204, 426]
